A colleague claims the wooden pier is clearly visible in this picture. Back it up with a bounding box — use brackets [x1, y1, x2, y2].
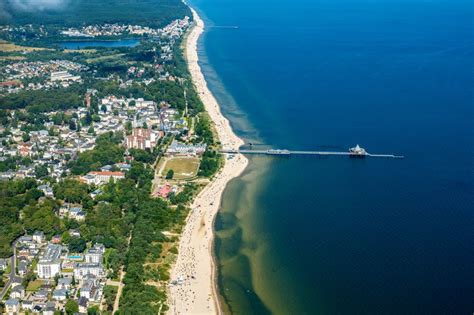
[220, 149, 404, 159]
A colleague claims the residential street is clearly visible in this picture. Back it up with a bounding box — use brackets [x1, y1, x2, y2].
[0, 242, 17, 301]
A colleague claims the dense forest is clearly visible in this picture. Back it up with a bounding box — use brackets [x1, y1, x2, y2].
[1, 0, 192, 28]
[0, 178, 40, 257]
[0, 85, 85, 112]
[69, 132, 125, 175]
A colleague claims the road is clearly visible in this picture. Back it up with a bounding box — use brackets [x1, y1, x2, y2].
[0, 241, 17, 301]
[111, 266, 126, 313]
[111, 233, 132, 313]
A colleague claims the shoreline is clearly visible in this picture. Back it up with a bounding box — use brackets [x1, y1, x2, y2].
[167, 8, 249, 314]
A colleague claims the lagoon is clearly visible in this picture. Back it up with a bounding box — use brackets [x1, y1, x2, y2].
[59, 39, 140, 50]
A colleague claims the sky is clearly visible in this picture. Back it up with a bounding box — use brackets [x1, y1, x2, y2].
[0, 0, 68, 21]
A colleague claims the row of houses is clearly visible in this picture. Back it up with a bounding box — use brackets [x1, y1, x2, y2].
[0, 60, 87, 94]
[167, 140, 206, 156]
[3, 240, 106, 314]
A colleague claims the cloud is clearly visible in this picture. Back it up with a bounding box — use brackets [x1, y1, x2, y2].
[7, 0, 69, 12]
[0, 2, 12, 23]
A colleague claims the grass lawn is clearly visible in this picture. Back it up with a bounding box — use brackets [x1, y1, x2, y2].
[0, 56, 26, 61]
[64, 49, 97, 54]
[26, 279, 43, 291]
[85, 53, 125, 64]
[162, 157, 200, 180]
[0, 40, 48, 52]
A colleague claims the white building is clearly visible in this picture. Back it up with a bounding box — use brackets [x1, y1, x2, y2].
[73, 262, 104, 280]
[37, 244, 63, 279]
[52, 288, 68, 301]
[50, 71, 81, 82]
[80, 275, 101, 302]
[5, 298, 19, 314]
[80, 171, 125, 185]
[10, 285, 25, 299]
[33, 231, 45, 244]
[69, 207, 86, 222]
[0, 258, 8, 271]
[85, 244, 105, 264]
[166, 140, 206, 156]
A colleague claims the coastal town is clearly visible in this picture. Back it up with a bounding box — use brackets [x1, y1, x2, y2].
[60, 18, 190, 39]
[1, 0, 467, 314]
[0, 4, 240, 313]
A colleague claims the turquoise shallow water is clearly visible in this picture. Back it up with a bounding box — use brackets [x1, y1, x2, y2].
[190, 0, 474, 313]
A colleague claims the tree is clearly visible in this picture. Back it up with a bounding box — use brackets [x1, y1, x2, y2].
[22, 200, 62, 237]
[35, 165, 49, 179]
[68, 132, 125, 175]
[92, 114, 100, 122]
[53, 179, 90, 203]
[22, 132, 30, 142]
[165, 169, 174, 179]
[61, 231, 71, 244]
[54, 273, 60, 286]
[87, 306, 100, 315]
[129, 148, 154, 164]
[198, 150, 220, 177]
[52, 113, 64, 125]
[84, 111, 93, 126]
[69, 119, 77, 131]
[65, 299, 79, 315]
[68, 237, 87, 253]
[125, 121, 132, 135]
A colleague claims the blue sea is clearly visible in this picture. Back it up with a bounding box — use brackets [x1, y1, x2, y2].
[189, 0, 474, 313]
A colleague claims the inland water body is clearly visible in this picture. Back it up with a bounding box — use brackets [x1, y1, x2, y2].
[59, 39, 140, 49]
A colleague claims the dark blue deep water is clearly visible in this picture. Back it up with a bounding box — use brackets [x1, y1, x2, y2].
[189, 0, 474, 313]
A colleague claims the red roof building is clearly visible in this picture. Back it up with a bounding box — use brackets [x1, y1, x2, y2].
[157, 183, 172, 198]
[0, 80, 21, 87]
[125, 128, 160, 151]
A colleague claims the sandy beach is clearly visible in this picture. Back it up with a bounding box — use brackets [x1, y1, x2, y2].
[167, 8, 248, 315]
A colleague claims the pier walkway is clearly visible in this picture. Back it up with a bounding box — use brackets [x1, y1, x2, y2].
[221, 149, 404, 159]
